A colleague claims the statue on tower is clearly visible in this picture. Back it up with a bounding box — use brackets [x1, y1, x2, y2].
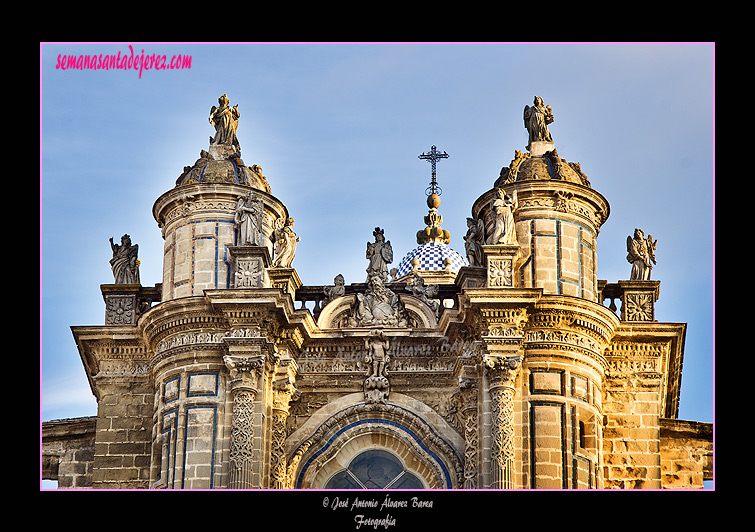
[366, 227, 393, 282]
[109, 234, 140, 284]
[626, 228, 657, 280]
[272, 217, 299, 268]
[523, 96, 554, 145]
[485, 188, 518, 246]
[234, 192, 263, 246]
[209, 94, 240, 150]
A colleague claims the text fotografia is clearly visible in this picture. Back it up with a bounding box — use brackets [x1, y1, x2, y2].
[55, 45, 191, 79]
[326, 494, 433, 529]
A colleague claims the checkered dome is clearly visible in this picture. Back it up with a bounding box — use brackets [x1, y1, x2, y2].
[395, 242, 467, 278]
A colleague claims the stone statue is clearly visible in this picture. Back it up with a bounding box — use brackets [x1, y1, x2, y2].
[405, 273, 441, 317]
[109, 234, 140, 284]
[209, 94, 240, 150]
[350, 273, 407, 327]
[523, 96, 554, 145]
[323, 274, 346, 304]
[234, 192, 262, 246]
[464, 217, 485, 267]
[626, 228, 657, 280]
[366, 227, 393, 282]
[363, 330, 391, 403]
[485, 188, 518, 246]
[272, 217, 299, 268]
[364, 330, 390, 380]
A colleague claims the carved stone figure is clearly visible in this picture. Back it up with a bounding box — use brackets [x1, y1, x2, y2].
[272, 217, 299, 268]
[350, 273, 407, 327]
[209, 94, 240, 150]
[109, 234, 140, 284]
[626, 228, 657, 280]
[366, 227, 393, 282]
[485, 189, 518, 246]
[364, 330, 390, 380]
[234, 192, 262, 246]
[464, 217, 485, 267]
[364, 331, 391, 403]
[523, 96, 554, 145]
[323, 274, 346, 304]
[405, 273, 440, 317]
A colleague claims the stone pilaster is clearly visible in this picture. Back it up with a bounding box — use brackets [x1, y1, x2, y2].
[484, 354, 523, 489]
[457, 368, 480, 489]
[224, 353, 265, 489]
[269, 356, 299, 489]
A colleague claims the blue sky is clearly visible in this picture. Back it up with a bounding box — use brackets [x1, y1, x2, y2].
[40, 42, 714, 428]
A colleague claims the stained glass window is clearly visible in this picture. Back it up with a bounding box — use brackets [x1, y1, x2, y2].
[324, 449, 424, 489]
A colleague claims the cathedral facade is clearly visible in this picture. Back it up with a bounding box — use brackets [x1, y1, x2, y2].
[42, 95, 712, 490]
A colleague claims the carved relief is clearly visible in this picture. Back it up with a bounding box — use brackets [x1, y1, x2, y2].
[234, 257, 264, 288]
[488, 258, 513, 287]
[623, 291, 654, 321]
[105, 295, 136, 325]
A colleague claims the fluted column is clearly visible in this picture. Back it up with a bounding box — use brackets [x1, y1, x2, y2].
[484, 354, 523, 489]
[224, 354, 264, 489]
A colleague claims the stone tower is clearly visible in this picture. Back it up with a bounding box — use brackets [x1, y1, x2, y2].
[45, 95, 712, 490]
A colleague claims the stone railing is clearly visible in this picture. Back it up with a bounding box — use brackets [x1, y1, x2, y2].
[294, 283, 460, 320]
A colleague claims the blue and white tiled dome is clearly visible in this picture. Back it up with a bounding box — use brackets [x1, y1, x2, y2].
[395, 242, 467, 278]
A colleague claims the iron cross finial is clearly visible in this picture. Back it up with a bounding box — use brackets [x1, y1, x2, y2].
[418, 145, 449, 196]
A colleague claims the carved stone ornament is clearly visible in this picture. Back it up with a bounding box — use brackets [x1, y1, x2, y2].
[488, 258, 513, 287]
[105, 294, 137, 325]
[622, 290, 656, 322]
[228, 246, 269, 289]
[483, 354, 523, 388]
[224, 354, 264, 392]
[483, 244, 521, 289]
[235, 257, 264, 288]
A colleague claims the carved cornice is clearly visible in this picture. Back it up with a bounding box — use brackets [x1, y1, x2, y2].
[71, 325, 149, 399]
[607, 321, 686, 418]
[152, 183, 288, 231]
[472, 181, 610, 236]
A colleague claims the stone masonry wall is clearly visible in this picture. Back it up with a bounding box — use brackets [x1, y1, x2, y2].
[91, 378, 154, 488]
[660, 419, 713, 489]
[602, 371, 662, 489]
[42, 417, 96, 488]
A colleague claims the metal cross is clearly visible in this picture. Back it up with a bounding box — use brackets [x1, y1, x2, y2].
[418, 145, 449, 196]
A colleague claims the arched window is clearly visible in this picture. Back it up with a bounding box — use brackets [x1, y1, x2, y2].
[324, 449, 424, 489]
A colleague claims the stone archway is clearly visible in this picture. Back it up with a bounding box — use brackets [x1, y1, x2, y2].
[288, 399, 462, 489]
